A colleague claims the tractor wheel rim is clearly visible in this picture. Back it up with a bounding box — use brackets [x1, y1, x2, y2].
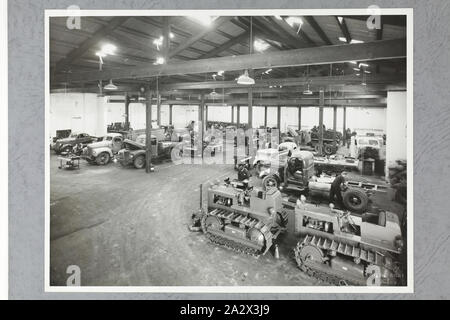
[350, 196, 361, 205]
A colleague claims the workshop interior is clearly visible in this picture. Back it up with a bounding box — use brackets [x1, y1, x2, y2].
[48, 13, 408, 287]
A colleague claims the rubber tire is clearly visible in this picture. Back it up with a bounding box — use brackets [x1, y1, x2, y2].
[96, 152, 110, 165]
[342, 188, 369, 213]
[133, 155, 146, 169]
[262, 175, 279, 191]
[323, 144, 334, 155]
[62, 146, 72, 154]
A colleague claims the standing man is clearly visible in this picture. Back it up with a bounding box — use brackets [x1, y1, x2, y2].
[329, 171, 348, 207]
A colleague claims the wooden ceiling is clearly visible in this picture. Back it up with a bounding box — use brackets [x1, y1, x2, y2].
[49, 15, 407, 106]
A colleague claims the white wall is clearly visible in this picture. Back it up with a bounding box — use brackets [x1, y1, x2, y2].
[49, 93, 108, 137]
[205, 105, 386, 133]
[50, 93, 389, 138]
[386, 91, 407, 168]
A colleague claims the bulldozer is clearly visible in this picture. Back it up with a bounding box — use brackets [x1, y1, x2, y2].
[293, 201, 404, 286]
[200, 180, 288, 256]
[258, 150, 370, 213]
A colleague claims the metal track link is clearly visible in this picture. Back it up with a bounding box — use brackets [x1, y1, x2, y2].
[201, 211, 269, 258]
[294, 236, 402, 286]
[294, 241, 362, 286]
[204, 231, 261, 258]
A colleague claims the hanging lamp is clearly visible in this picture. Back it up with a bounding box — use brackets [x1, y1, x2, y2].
[237, 17, 255, 85]
[303, 65, 313, 94]
[104, 79, 118, 90]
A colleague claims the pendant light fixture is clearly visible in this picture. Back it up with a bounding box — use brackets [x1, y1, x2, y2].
[237, 17, 255, 85]
[237, 69, 255, 85]
[303, 65, 313, 95]
[104, 79, 118, 90]
[303, 83, 313, 95]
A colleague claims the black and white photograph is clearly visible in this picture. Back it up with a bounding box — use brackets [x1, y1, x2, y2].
[46, 9, 412, 291]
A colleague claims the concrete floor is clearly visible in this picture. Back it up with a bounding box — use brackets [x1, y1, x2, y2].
[50, 151, 405, 287]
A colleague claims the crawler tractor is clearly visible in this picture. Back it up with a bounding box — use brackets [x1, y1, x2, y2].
[294, 202, 404, 286]
[257, 150, 370, 213]
[201, 181, 287, 256]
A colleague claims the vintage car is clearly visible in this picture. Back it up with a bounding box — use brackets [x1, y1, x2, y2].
[81, 133, 124, 165]
[53, 132, 96, 154]
[117, 134, 178, 169]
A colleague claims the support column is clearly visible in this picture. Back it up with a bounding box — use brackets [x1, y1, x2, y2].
[205, 105, 209, 131]
[298, 106, 302, 131]
[277, 106, 281, 130]
[248, 88, 253, 129]
[156, 93, 161, 126]
[231, 106, 234, 123]
[343, 106, 347, 145]
[318, 89, 325, 155]
[264, 106, 268, 127]
[237, 105, 241, 126]
[333, 106, 337, 147]
[145, 89, 153, 173]
[198, 94, 205, 137]
[169, 104, 173, 125]
[125, 93, 130, 129]
[198, 95, 205, 159]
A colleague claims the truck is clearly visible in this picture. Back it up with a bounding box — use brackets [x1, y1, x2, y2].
[116, 134, 178, 169]
[81, 132, 124, 165]
[350, 134, 385, 160]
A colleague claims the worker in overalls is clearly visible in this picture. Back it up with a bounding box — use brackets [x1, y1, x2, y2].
[329, 171, 348, 207]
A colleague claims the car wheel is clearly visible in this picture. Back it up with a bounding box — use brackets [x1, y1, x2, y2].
[323, 144, 335, 155]
[262, 175, 279, 191]
[62, 146, 72, 154]
[133, 155, 146, 169]
[343, 188, 369, 213]
[96, 152, 110, 165]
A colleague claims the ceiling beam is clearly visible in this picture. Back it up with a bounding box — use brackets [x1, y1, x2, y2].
[304, 16, 333, 45]
[237, 17, 291, 50]
[267, 17, 315, 47]
[157, 99, 387, 108]
[335, 17, 352, 43]
[160, 74, 404, 90]
[55, 17, 130, 72]
[133, 17, 240, 57]
[199, 31, 249, 59]
[54, 38, 406, 84]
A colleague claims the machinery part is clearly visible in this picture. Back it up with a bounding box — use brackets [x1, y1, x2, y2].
[343, 188, 369, 213]
[133, 155, 146, 169]
[201, 208, 276, 257]
[61, 145, 72, 154]
[294, 235, 402, 286]
[95, 152, 110, 165]
[323, 144, 335, 156]
[262, 175, 279, 190]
